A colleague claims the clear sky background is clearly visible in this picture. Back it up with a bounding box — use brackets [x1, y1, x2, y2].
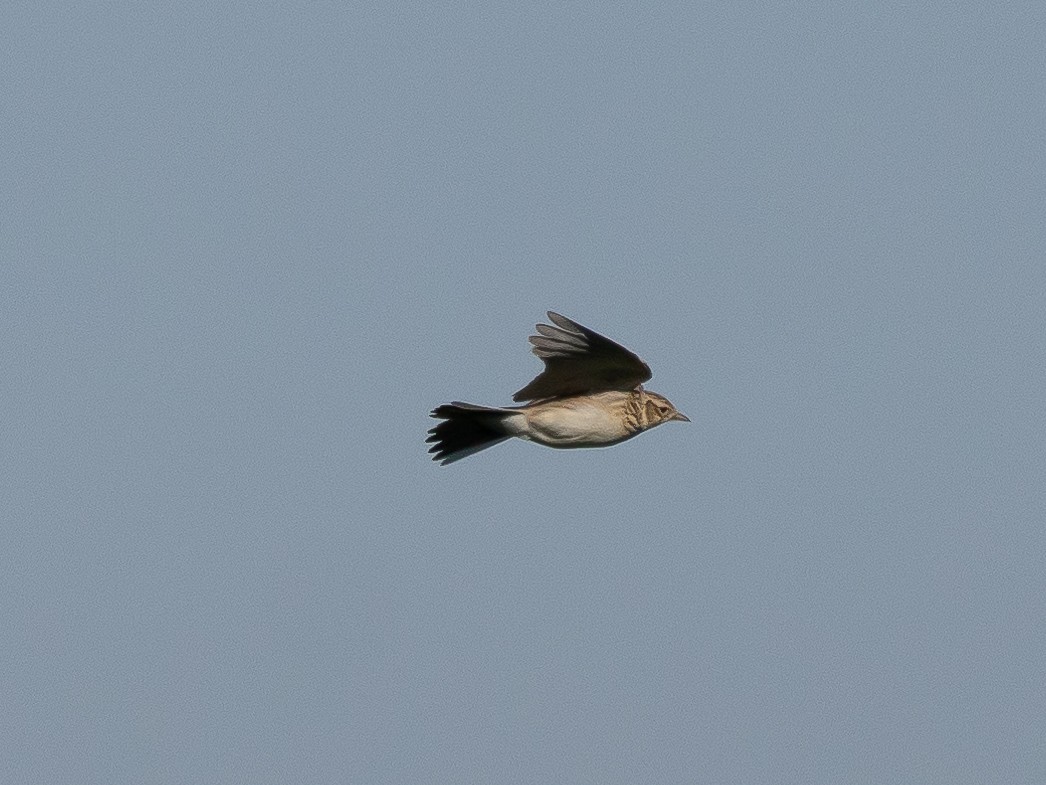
[4, 3, 1045, 783]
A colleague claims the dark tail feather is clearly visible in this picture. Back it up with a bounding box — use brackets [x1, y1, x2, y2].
[427, 402, 513, 465]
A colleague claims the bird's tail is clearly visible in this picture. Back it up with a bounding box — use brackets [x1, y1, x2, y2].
[427, 402, 516, 465]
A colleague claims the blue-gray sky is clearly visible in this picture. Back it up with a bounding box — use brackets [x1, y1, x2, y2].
[5, 3, 1045, 783]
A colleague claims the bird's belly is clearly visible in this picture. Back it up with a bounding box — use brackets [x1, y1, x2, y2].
[524, 398, 632, 448]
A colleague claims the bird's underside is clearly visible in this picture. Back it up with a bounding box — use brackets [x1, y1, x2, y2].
[427, 312, 687, 465]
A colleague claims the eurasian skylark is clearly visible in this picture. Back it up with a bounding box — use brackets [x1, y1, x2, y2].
[427, 311, 689, 465]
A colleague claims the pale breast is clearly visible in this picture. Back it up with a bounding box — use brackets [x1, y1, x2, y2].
[522, 392, 636, 448]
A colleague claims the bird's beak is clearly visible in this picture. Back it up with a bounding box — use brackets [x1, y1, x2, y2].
[672, 412, 691, 423]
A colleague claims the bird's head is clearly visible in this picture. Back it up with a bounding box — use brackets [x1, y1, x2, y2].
[641, 390, 690, 427]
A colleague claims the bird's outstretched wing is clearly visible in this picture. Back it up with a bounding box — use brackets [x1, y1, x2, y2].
[512, 312, 652, 402]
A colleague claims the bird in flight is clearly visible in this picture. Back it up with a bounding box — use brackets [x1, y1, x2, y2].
[427, 311, 689, 465]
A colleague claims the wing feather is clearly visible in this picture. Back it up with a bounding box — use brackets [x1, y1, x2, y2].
[512, 312, 652, 402]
